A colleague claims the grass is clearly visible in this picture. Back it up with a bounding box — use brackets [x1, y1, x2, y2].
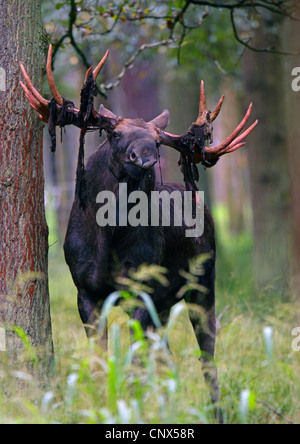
[0, 206, 299, 424]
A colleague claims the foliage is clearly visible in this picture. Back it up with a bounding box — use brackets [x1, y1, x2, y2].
[41, 0, 299, 96]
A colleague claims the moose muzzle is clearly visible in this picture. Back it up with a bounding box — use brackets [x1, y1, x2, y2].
[127, 141, 158, 170]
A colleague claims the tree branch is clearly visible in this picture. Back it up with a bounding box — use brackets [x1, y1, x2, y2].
[103, 38, 179, 91]
[230, 9, 300, 55]
[52, 0, 107, 97]
[189, 0, 299, 19]
[46, 0, 300, 96]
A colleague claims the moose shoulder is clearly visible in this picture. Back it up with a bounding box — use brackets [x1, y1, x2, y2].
[20, 45, 257, 423]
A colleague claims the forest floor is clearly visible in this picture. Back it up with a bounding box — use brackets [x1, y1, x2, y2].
[0, 206, 299, 424]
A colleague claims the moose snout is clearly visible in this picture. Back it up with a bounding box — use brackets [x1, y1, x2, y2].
[127, 144, 158, 169]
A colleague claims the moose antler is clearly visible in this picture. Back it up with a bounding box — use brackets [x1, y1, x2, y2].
[20, 46, 257, 172]
[156, 81, 258, 167]
[20, 45, 117, 131]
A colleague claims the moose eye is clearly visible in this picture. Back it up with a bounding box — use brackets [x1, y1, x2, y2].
[111, 131, 121, 141]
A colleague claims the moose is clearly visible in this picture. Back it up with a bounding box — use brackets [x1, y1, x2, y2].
[20, 45, 257, 422]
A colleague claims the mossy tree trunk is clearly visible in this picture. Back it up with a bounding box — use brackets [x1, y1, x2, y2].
[282, 7, 300, 295]
[0, 0, 54, 376]
[242, 14, 291, 292]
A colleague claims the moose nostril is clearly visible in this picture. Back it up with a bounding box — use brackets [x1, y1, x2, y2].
[130, 151, 138, 162]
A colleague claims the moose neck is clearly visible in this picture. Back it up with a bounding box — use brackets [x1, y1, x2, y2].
[125, 168, 157, 196]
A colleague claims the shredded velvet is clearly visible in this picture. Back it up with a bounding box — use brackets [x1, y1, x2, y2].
[75, 128, 88, 211]
[47, 72, 97, 210]
[48, 99, 58, 153]
[75, 72, 98, 211]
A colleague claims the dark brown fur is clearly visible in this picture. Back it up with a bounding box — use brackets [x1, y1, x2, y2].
[64, 117, 222, 422]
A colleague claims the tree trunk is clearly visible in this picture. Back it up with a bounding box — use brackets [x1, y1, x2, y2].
[282, 7, 300, 295]
[0, 0, 54, 376]
[211, 79, 252, 236]
[242, 13, 291, 292]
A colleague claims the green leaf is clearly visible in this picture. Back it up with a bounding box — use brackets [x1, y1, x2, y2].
[139, 292, 162, 329]
[55, 2, 65, 10]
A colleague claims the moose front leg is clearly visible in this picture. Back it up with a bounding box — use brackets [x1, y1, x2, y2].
[77, 288, 108, 350]
[189, 293, 223, 424]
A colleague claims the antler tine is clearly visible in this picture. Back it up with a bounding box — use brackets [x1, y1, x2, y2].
[19, 62, 49, 108]
[214, 122, 258, 157]
[83, 50, 110, 119]
[211, 95, 225, 122]
[20, 82, 41, 113]
[205, 103, 254, 155]
[227, 119, 258, 150]
[83, 50, 109, 84]
[84, 66, 94, 84]
[196, 80, 207, 125]
[47, 44, 64, 106]
[93, 50, 109, 81]
[226, 142, 246, 154]
[20, 80, 49, 122]
[197, 82, 225, 125]
[19, 62, 50, 122]
[199, 80, 206, 113]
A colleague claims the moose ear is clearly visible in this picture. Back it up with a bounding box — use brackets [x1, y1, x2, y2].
[99, 104, 118, 119]
[149, 109, 170, 130]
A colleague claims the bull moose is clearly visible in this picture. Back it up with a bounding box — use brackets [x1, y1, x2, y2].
[20, 45, 257, 423]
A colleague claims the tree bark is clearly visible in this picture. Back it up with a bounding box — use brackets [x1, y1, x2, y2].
[211, 79, 252, 236]
[0, 0, 54, 376]
[283, 8, 300, 294]
[242, 13, 291, 291]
